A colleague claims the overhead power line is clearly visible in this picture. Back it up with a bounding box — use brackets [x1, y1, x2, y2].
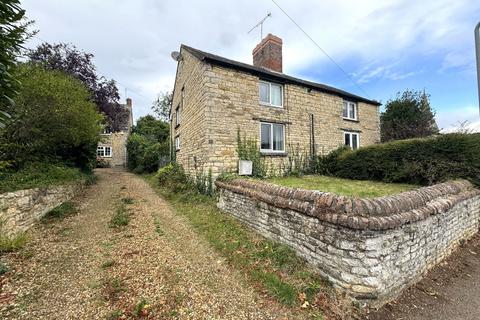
[270, 0, 371, 98]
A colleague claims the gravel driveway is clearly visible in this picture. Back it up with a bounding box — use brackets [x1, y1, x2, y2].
[0, 168, 302, 319]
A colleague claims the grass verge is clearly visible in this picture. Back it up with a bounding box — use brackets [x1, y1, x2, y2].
[264, 175, 416, 198]
[144, 174, 342, 318]
[42, 201, 77, 221]
[0, 162, 89, 194]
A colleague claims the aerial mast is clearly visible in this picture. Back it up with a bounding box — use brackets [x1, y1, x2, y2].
[248, 13, 272, 41]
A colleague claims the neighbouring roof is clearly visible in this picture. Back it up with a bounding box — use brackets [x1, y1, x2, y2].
[181, 45, 381, 106]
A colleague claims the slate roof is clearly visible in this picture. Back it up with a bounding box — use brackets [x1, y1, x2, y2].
[181, 44, 381, 106]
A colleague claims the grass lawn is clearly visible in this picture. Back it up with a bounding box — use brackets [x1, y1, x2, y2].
[144, 173, 347, 319]
[264, 175, 417, 198]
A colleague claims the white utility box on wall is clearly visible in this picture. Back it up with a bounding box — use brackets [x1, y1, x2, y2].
[238, 160, 253, 176]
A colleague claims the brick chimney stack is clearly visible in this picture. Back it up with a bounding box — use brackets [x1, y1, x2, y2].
[252, 34, 282, 73]
[126, 98, 133, 130]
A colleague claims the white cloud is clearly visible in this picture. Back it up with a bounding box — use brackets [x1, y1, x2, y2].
[437, 105, 480, 132]
[352, 63, 420, 84]
[21, 0, 480, 120]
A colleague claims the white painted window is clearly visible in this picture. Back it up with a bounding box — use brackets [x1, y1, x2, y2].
[175, 136, 181, 151]
[259, 80, 283, 107]
[344, 131, 360, 150]
[343, 100, 357, 120]
[97, 146, 112, 157]
[260, 122, 285, 152]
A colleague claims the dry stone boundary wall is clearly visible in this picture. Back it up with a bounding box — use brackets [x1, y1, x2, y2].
[0, 183, 82, 236]
[216, 179, 480, 307]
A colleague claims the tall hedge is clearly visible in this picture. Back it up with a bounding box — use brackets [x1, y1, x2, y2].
[321, 133, 480, 186]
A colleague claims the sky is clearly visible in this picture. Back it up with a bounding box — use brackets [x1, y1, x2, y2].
[22, 0, 480, 131]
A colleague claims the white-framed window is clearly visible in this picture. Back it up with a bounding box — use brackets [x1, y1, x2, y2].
[260, 122, 285, 153]
[343, 100, 357, 120]
[97, 146, 112, 157]
[344, 131, 360, 150]
[259, 80, 283, 107]
[175, 105, 181, 126]
[102, 127, 112, 135]
[175, 136, 181, 151]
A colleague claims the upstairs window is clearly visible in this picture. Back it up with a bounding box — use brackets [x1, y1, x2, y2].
[175, 105, 181, 126]
[343, 100, 357, 120]
[260, 122, 285, 152]
[259, 80, 283, 107]
[344, 131, 359, 150]
[97, 146, 112, 157]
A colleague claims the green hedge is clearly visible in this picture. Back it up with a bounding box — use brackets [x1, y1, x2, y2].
[317, 133, 480, 186]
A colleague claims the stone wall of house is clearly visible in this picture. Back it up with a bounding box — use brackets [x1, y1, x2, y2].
[202, 63, 380, 177]
[216, 179, 480, 307]
[99, 132, 128, 167]
[171, 48, 211, 177]
[0, 183, 82, 236]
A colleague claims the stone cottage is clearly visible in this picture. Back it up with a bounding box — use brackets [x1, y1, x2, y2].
[97, 98, 134, 167]
[171, 34, 381, 177]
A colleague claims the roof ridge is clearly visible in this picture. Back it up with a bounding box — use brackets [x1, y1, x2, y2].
[180, 44, 381, 106]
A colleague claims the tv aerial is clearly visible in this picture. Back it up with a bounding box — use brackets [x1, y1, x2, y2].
[248, 13, 272, 41]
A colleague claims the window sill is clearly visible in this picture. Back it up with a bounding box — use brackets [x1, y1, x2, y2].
[260, 102, 284, 109]
[260, 151, 288, 157]
[342, 117, 359, 123]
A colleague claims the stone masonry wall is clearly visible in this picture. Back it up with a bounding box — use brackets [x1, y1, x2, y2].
[171, 48, 211, 177]
[0, 183, 82, 236]
[172, 48, 380, 179]
[216, 179, 480, 307]
[203, 63, 380, 177]
[99, 132, 128, 167]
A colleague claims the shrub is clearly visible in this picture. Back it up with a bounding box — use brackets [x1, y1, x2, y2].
[157, 162, 189, 192]
[126, 133, 169, 173]
[236, 129, 267, 178]
[0, 64, 103, 171]
[316, 133, 480, 186]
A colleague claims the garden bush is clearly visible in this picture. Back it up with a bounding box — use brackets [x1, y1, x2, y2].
[156, 162, 189, 192]
[316, 133, 480, 186]
[0, 64, 103, 171]
[126, 116, 170, 174]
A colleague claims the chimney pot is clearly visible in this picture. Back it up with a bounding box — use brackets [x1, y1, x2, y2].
[252, 34, 283, 73]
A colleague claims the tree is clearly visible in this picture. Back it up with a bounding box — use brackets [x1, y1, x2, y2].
[0, 64, 103, 170]
[26, 42, 128, 130]
[152, 91, 172, 121]
[133, 115, 169, 142]
[126, 115, 170, 173]
[381, 90, 439, 142]
[0, 0, 34, 127]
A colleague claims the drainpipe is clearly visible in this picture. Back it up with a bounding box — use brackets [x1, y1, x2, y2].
[476, 22, 480, 114]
